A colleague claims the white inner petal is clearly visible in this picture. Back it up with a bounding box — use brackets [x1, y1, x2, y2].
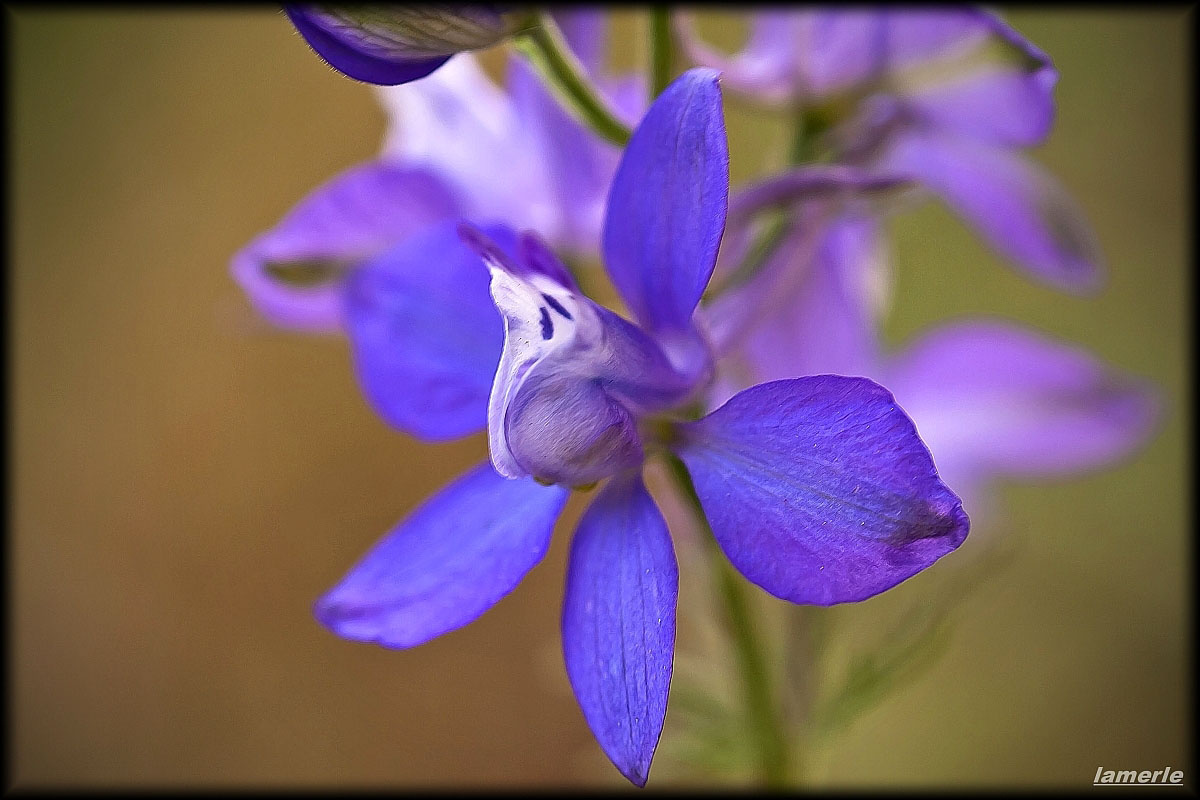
[485, 261, 590, 478]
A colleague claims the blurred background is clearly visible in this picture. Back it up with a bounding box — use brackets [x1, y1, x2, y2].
[9, 7, 1190, 789]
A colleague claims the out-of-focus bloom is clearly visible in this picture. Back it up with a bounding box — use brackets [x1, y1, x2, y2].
[233, 12, 636, 435]
[678, 7, 1102, 291]
[703, 180, 1158, 517]
[315, 69, 969, 786]
[284, 5, 529, 85]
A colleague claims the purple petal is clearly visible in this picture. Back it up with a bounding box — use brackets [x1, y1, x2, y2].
[801, 9, 1038, 97]
[904, 65, 1056, 147]
[602, 68, 729, 337]
[506, 53, 621, 254]
[231, 162, 460, 332]
[562, 474, 677, 787]
[315, 462, 568, 648]
[677, 377, 969, 605]
[377, 56, 562, 240]
[711, 213, 886, 391]
[883, 320, 1159, 507]
[344, 221, 513, 441]
[880, 132, 1102, 291]
[504, 371, 644, 487]
[550, 8, 608, 77]
[674, 11, 804, 103]
[725, 165, 909, 225]
[285, 6, 451, 86]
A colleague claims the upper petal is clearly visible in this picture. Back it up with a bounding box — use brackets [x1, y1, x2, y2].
[315, 462, 568, 648]
[882, 319, 1159, 508]
[676, 377, 969, 605]
[344, 220, 512, 441]
[602, 68, 729, 343]
[562, 473, 677, 787]
[231, 162, 460, 332]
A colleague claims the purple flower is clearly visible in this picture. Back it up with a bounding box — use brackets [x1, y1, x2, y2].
[315, 69, 969, 786]
[704, 183, 1158, 518]
[232, 13, 644, 440]
[678, 8, 1102, 291]
[284, 5, 526, 85]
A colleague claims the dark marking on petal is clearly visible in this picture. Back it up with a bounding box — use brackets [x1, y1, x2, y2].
[539, 307, 553, 340]
[542, 293, 573, 320]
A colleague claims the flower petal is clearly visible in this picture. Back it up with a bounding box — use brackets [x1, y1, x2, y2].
[903, 65, 1056, 147]
[231, 162, 460, 332]
[315, 462, 569, 648]
[344, 221, 513, 441]
[674, 11, 804, 103]
[883, 319, 1159, 508]
[562, 474, 677, 787]
[602, 68, 728, 339]
[376, 55, 561, 238]
[285, 6, 451, 86]
[880, 131, 1102, 291]
[506, 53, 623, 254]
[713, 213, 887, 392]
[677, 377, 969, 605]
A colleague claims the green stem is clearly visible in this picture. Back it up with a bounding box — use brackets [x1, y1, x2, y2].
[649, 7, 673, 98]
[514, 13, 632, 147]
[663, 455, 790, 788]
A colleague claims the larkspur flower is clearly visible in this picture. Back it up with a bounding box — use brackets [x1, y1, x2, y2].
[314, 69, 969, 786]
[285, 5, 529, 85]
[678, 7, 1102, 291]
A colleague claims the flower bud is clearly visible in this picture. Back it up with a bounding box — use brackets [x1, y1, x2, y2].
[285, 5, 530, 85]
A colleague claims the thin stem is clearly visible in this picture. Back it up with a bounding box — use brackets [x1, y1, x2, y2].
[649, 6, 672, 98]
[514, 13, 632, 147]
[663, 455, 790, 788]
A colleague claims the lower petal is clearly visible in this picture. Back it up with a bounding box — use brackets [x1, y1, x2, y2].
[562, 474, 677, 787]
[315, 462, 568, 648]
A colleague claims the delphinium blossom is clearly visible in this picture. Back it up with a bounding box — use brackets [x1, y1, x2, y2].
[311, 69, 969, 785]
[235, 5, 1161, 789]
[680, 8, 1158, 513]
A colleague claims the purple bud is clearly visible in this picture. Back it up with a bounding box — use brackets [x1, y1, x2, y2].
[285, 5, 530, 85]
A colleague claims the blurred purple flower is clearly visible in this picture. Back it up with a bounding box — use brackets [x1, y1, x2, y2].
[678, 7, 1103, 291]
[284, 5, 525, 85]
[314, 69, 969, 786]
[703, 186, 1158, 517]
[233, 12, 641, 443]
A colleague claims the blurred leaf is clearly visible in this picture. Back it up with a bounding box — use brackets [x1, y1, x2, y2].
[807, 538, 1017, 741]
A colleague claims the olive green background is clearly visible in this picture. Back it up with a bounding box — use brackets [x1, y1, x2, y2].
[9, 7, 1190, 789]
